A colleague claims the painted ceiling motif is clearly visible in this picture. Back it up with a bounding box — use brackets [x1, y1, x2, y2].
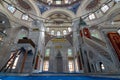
[46, 13, 72, 22]
[86, 0, 101, 10]
[37, 3, 49, 14]
[45, 32, 73, 46]
[17, 0, 32, 11]
[68, 2, 81, 14]
[36, 0, 81, 14]
[37, 0, 82, 7]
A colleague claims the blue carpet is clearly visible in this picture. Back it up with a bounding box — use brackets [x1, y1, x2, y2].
[0, 76, 119, 80]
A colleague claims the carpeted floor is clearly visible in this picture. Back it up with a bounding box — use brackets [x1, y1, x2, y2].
[0, 76, 119, 80]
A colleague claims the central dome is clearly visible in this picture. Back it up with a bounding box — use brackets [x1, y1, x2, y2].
[37, 0, 81, 7]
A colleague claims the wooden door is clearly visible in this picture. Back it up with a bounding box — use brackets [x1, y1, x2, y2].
[108, 32, 120, 61]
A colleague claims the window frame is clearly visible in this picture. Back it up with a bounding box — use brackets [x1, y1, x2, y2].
[55, 0, 62, 5]
[63, 30, 67, 35]
[43, 60, 49, 71]
[68, 27, 72, 32]
[68, 60, 74, 72]
[7, 5, 16, 13]
[64, 0, 69, 4]
[68, 49, 72, 57]
[88, 13, 96, 20]
[57, 31, 61, 36]
[101, 4, 110, 13]
[45, 48, 50, 57]
[51, 30, 55, 35]
[21, 14, 29, 20]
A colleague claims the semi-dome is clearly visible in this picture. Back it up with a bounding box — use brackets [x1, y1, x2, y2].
[37, 0, 82, 7]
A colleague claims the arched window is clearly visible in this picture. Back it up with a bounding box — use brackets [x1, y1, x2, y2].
[45, 48, 50, 57]
[100, 62, 105, 72]
[43, 60, 49, 71]
[91, 30, 100, 38]
[15, 28, 29, 43]
[89, 13, 96, 20]
[18, 29, 28, 39]
[51, 30, 54, 35]
[101, 5, 109, 13]
[43, 48, 50, 71]
[63, 30, 67, 35]
[68, 27, 72, 32]
[57, 31, 61, 36]
[68, 60, 74, 72]
[47, 0, 53, 3]
[46, 27, 49, 32]
[22, 14, 29, 20]
[7, 5, 16, 13]
[68, 49, 72, 57]
[55, 0, 62, 4]
[65, 0, 69, 4]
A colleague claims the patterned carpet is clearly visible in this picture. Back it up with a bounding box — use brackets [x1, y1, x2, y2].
[0, 76, 119, 80]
